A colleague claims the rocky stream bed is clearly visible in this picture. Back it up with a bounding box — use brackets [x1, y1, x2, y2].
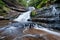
[0, 4, 60, 40]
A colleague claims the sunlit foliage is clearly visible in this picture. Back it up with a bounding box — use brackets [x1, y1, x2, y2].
[28, 0, 56, 9]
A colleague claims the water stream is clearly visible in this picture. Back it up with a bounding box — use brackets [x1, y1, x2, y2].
[0, 5, 60, 40]
[13, 6, 60, 36]
[13, 7, 35, 22]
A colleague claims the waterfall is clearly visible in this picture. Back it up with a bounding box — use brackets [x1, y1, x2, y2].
[13, 7, 35, 22]
[52, 6, 57, 15]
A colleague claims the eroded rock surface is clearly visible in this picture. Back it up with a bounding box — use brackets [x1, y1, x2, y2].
[31, 4, 60, 30]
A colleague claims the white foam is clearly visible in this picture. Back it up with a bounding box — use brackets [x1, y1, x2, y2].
[13, 7, 35, 22]
[34, 24, 60, 36]
[14, 11, 31, 22]
[52, 6, 57, 15]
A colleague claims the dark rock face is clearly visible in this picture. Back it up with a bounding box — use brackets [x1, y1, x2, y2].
[55, 0, 60, 3]
[31, 4, 60, 30]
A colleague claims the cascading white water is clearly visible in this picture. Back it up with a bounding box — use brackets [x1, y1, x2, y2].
[13, 5, 60, 37]
[52, 5, 59, 21]
[34, 24, 60, 36]
[13, 7, 35, 22]
[52, 6, 57, 15]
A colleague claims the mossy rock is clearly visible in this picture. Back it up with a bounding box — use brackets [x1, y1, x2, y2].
[30, 10, 37, 17]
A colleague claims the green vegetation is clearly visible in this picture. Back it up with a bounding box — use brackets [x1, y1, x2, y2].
[0, 0, 56, 16]
[17, 0, 56, 8]
[0, 0, 10, 16]
[0, 0, 57, 9]
[29, 0, 56, 17]
[18, 0, 28, 7]
[29, 0, 56, 9]
[30, 10, 37, 17]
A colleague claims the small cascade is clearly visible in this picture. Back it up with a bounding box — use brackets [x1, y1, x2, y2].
[13, 7, 35, 22]
[34, 24, 60, 36]
[52, 5, 60, 23]
[52, 6, 57, 16]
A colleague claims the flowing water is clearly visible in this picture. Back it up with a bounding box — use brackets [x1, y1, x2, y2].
[0, 5, 60, 40]
[13, 7, 35, 22]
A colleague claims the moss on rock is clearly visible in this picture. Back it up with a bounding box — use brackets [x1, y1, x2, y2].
[30, 10, 37, 17]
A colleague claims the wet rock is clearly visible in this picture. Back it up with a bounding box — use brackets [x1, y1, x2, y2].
[55, 0, 60, 3]
[31, 4, 60, 30]
[0, 16, 8, 20]
[0, 20, 10, 27]
[10, 7, 27, 12]
[0, 16, 4, 19]
[23, 28, 60, 40]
